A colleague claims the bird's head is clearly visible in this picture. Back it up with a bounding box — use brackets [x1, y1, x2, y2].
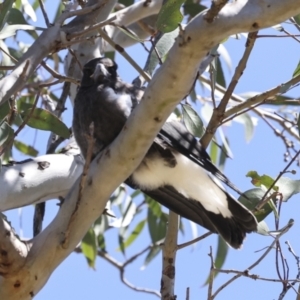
[80, 57, 118, 87]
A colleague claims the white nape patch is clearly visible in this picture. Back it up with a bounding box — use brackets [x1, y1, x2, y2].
[132, 153, 232, 217]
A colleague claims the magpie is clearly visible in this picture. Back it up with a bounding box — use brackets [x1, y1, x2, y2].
[73, 57, 258, 249]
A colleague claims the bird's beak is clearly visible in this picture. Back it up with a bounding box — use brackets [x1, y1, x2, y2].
[91, 63, 109, 82]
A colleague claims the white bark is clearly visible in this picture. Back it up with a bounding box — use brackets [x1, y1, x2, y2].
[1, 0, 300, 299]
[0, 153, 83, 212]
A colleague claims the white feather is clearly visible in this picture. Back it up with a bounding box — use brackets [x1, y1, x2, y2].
[132, 153, 232, 217]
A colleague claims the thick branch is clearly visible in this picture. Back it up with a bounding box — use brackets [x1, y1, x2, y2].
[1, 1, 300, 298]
[0, 153, 83, 211]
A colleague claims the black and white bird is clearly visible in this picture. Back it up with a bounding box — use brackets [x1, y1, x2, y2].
[73, 57, 257, 249]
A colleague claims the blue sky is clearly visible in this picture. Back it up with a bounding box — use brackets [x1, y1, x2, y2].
[3, 1, 300, 299]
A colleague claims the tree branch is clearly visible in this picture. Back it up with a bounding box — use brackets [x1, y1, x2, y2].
[1, 1, 300, 298]
[0, 153, 83, 211]
[160, 211, 178, 300]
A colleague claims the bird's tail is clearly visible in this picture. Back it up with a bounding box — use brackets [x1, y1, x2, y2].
[143, 185, 257, 249]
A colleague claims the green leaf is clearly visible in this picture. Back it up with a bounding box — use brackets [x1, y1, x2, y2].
[209, 141, 218, 164]
[21, 0, 37, 22]
[256, 220, 270, 236]
[118, 226, 126, 255]
[182, 104, 204, 138]
[276, 177, 300, 202]
[218, 139, 229, 171]
[81, 228, 97, 268]
[146, 197, 162, 218]
[156, 0, 184, 33]
[0, 101, 10, 122]
[215, 237, 228, 267]
[246, 171, 278, 191]
[14, 139, 38, 157]
[145, 28, 179, 76]
[293, 14, 300, 26]
[115, 25, 145, 42]
[215, 56, 226, 88]
[7, 8, 28, 25]
[234, 113, 255, 142]
[23, 108, 70, 138]
[239, 188, 275, 222]
[119, 0, 135, 6]
[120, 198, 137, 227]
[97, 234, 106, 252]
[183, 0, 206, 18]
[0, 0, 15, 30]
[142, 246, 161, 269]
[293, 59, 300, 78]
[147, 208, 167, 244]
[0, 121, 14, 147]
[0, 24, 37, 40]
[118, 219, 146, 250]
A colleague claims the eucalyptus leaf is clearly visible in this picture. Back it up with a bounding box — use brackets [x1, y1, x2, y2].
[0, 121, 14, 147]
[21, 0, 37, 22]
[118, 219, 146, 250]
[293, 59, 300, 78]
[145, 28, 179, 76]
[14, 139, 38, 157]
[182, 104, 204, 138]
[156, 0, 184, 33]
[256, 220, 270, 236]
[7, 8, 28, 25]
[0, 24, 37, 40]
[147, 208, 167, 244]
[276, 177, 300, 202]
[0, 101, 10, 122]
[234, 113, 255, 142]
[246, 171, 278, 191]
[239, 188, 275, 222]
[183, 0, 206, 18]
[0, 0, 15, 31]
[81, 229, 97, 268]
[22, 108, 70, 138]
[120, 199, 137, 227]
[293, 14, 300, 26]
[141, 246, 161, 270]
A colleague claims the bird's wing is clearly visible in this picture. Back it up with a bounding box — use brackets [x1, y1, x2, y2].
[158, 121, 243, 195]
[128, 120, 257, 248]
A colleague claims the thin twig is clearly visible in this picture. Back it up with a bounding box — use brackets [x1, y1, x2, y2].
[207, 246, 215, 300]
[74, 245, 160, 297]
[38, 0, 51, 27]
[201, 31, 258, 148]
[41, 61, 80, 85]
[177, 232, 212, 250]
[97, 27, 151, 82]
[67, 16, 117, 40]
[215, 268, 300, 283]
[223, 73, 300, 120]
[212, 220, 294, 299]
[258, 149, 300, 209]
[56, 1, 107, 25]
